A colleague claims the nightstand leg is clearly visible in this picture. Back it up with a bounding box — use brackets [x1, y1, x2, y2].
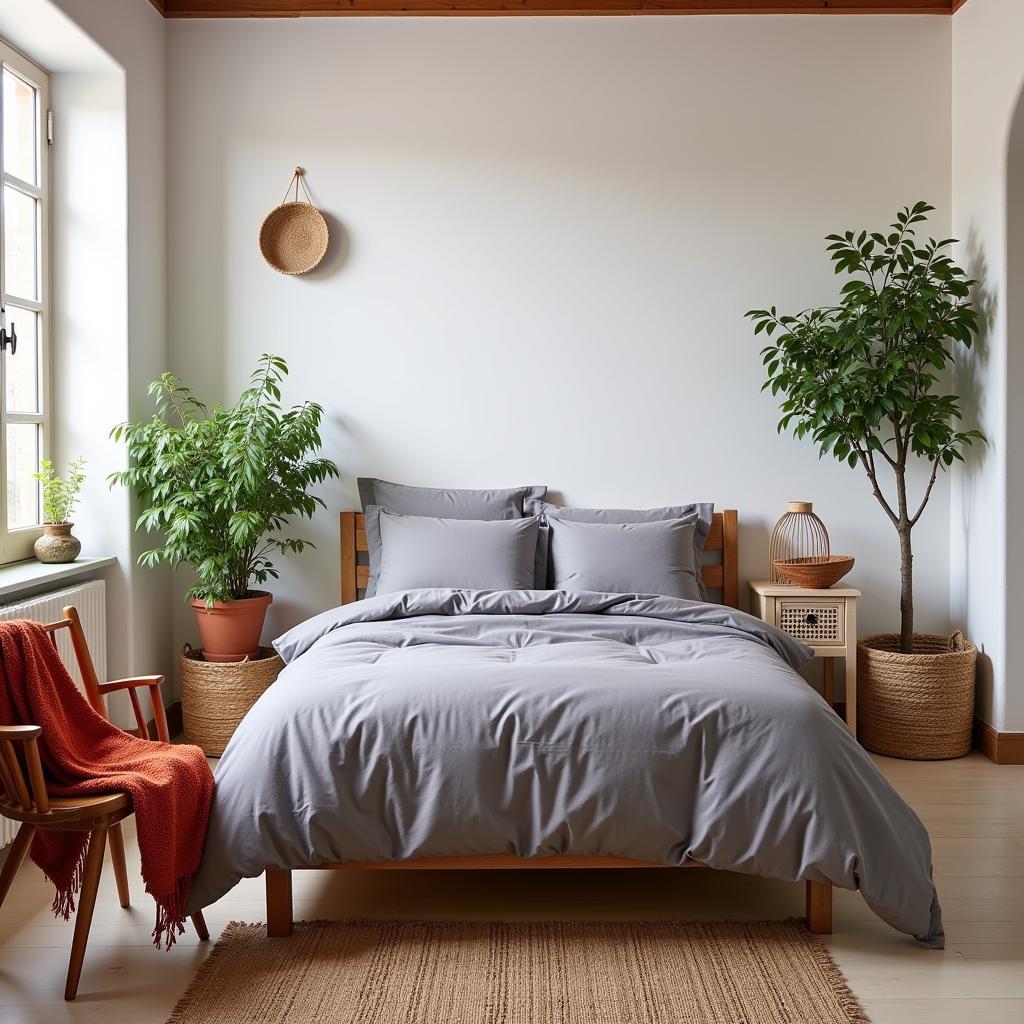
[822, 658, 834, 707]
[846, 653, 857, 738]
[845, 598, 858, 739]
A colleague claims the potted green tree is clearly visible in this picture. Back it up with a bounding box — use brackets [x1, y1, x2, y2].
[33, 457, 86, 564]
[747, 202, 985, 759]
[111, 354, 339, 662]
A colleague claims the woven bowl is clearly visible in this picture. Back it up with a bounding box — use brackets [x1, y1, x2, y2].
[259, 201, 329, 275]
[773, 555, 855, 589]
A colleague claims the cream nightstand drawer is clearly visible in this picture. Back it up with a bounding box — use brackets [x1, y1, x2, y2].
[748, 580, 861, 735]
[777, 599, 845, 645]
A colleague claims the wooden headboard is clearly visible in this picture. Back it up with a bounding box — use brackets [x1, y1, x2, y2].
[340, 509, 739, 609]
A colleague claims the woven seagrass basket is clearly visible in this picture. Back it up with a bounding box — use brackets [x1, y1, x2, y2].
[259, 167, 329, 275]
[857, 631, 976, 760]
[259, 202, 328, 275]
[181, 644, 283, 756]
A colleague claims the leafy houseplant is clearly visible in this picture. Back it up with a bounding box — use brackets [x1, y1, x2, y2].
[111, 354, 339, 662]
[747, 203, 985, 759]
[35, 457, 87, 524]
[32, 457, 86, 565]
[747, 203, 984, 656]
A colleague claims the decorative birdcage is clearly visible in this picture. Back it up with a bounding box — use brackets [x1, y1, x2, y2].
[769, 501, 830, 584]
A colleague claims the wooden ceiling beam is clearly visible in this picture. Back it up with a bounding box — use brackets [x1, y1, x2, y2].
[159, 1, 961, 17]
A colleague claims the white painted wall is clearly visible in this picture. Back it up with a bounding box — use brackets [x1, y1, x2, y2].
[166, 16, 955, 654]
[2, 1, 172, 695]
[951, 0, 1024, 731]
[48, 0, 171, 682]
[49, 68, 133, 715]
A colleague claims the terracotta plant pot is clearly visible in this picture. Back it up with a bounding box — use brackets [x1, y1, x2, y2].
[189, 591, 273, 663]
[33, 522, 82, 564]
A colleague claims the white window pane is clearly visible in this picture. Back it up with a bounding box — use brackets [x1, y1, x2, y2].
[6, 421, 40, 529]
[3, 185, 38, 301]
[2, 69, 36, 185]
[4, 306, 38, 413]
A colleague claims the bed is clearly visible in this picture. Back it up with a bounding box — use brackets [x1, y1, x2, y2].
[185, 508, 944, 949]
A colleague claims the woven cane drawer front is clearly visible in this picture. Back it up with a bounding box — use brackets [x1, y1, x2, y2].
[777, 600, 845, 645]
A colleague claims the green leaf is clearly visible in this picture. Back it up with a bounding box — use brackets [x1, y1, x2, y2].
[110, 353, 340, 602]
[744, 202, 986, 571]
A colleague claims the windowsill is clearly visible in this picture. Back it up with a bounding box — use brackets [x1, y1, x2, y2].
[0, 556, 117, 601]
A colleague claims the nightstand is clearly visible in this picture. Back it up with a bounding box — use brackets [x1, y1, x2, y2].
[748, 580, 861, 736]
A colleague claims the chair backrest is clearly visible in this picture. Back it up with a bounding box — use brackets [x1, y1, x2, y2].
[0, 606, 101, 818]
[41, 607, 105, 720]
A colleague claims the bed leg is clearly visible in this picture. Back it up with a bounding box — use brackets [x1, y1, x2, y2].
[266, 868, 293, 937]
[805, 880, 832, 934]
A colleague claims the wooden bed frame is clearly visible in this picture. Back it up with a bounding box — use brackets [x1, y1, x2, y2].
[265, 508, 833, 937]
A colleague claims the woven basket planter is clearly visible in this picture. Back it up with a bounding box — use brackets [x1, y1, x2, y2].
[181, 644, 283, 756]
[857, 631, 976, 760]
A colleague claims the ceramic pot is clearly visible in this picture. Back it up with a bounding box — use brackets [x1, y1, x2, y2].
[189, 591, 273, 663]
[33, 522, 82, 564]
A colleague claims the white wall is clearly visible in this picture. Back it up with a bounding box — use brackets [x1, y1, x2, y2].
[2, 1, 173, 693]
[50, 68, 132, 703]
[48, 0, 171, 681]
[951, 0, 1024, 732]
[166, 16, 955, 652]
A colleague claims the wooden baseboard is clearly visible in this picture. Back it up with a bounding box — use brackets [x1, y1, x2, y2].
[973, 717, 1024, 764]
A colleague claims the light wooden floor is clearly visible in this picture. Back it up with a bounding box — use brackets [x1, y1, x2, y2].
[0, 751, 1021, 1023]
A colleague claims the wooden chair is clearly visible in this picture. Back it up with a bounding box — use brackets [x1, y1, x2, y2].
[0, 607, 209, 1001]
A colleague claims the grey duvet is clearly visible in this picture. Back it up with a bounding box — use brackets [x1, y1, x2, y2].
[187, 589, 944, 948]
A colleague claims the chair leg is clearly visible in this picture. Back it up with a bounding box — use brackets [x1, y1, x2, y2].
[65, 827, 107, 1002]
[107, 823, 131, 909]
[0, 822, 36, 912]
[191, 910, 210, 941]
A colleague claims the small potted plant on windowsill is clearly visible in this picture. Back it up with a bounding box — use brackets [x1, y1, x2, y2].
[33, 457, 86, 564]
[110, 354, 339, 662]
[747, 203, 985, 759]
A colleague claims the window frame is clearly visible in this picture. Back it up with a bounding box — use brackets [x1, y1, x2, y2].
[0, 38, 50, 564]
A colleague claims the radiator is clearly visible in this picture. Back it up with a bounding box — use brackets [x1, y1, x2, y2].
[0, 579, 106, 848]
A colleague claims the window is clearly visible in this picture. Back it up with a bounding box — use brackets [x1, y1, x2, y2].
[0, 39, 49, 563]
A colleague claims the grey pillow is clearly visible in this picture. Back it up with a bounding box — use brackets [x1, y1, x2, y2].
[359, 479, 548, 596]
[374, 512, 541, 595]
[526, 499, 714, 598]
[546, 515, 703, 601]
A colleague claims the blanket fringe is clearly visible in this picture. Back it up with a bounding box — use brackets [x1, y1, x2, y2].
[45, 837, 89, 922]
[150, 873, 194, 950]
[45, 847, 193, 951]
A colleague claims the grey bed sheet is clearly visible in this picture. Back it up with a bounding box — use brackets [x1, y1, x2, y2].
[186, 589, 944, 948]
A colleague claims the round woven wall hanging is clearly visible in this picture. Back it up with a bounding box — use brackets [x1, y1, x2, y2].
[259, 167, 329, 275]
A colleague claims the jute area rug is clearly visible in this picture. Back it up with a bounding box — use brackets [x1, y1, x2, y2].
[167, 918, 869, 1024]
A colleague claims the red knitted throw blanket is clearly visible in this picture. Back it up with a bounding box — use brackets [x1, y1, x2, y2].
[0, 620, 214, 949]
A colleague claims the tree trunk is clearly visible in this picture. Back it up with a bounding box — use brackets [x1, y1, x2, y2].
[898, 522, 914, 654]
